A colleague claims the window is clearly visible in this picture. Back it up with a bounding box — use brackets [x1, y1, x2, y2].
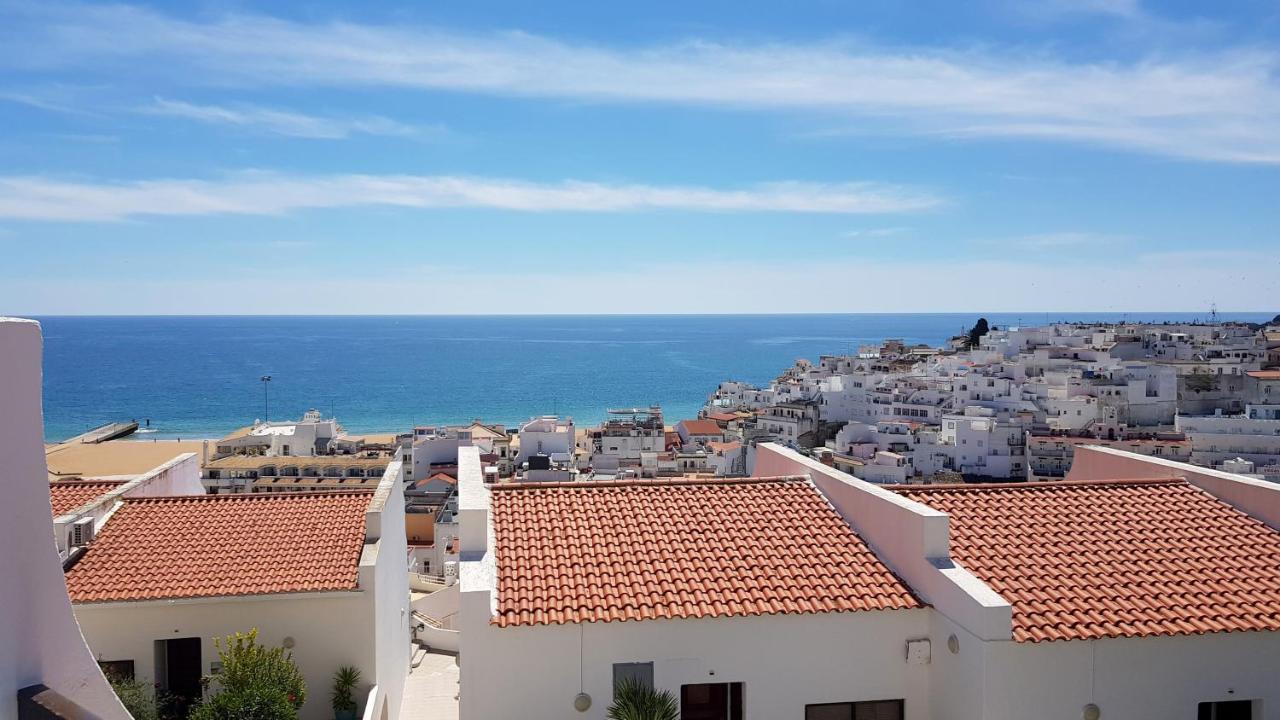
[806, 700, 904, 720]
[98, 659, 135, 681]
[612, 662, 653, 696]
[1198, 701, 1254, 720]
[681, 682, 743, 720]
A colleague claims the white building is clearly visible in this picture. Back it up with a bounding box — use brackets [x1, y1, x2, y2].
[938, 408, 1028, 478]
[758, 399, 820, 447]
[1177, 409, 1280, 474]
[515, 415, 576, 465]
[675, 418, 725, 448]
[214, 409, 346, 458]
[458, 440, 1280, 719]
[65, 465, 412, 720]
[591, 407, 666, 473]
[458, 449, 926, 720]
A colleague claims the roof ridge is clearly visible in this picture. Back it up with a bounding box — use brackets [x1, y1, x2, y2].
[893, 476, 1188, 492]
[123, 489, 376, 502]
[492, 474, 809, 491]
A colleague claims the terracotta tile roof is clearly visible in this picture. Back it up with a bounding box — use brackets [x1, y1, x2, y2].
[65, 492, 371, 603]
[409, 473, 458, 491]
[205, 454, 390, 470]
[678, 419, 723, 436]
[893, 478, 1280, 643]
[49, 480, 126, 515]
[490, 476, 921, 627]
[1247, 370, 1280, 380]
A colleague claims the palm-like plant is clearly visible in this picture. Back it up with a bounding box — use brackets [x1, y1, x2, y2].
[330, 666, 361, 719]
[606, 678, 679, 720]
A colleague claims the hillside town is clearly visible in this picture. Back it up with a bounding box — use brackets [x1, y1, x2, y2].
[10, 315, 1280, 720]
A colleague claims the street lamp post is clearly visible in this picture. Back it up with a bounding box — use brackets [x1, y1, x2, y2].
[260, 375, 272, 421]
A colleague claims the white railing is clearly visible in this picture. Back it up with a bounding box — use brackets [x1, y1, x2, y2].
[360, 685, 383, 720]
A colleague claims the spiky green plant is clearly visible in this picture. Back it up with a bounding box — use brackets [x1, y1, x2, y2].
[606, 678, 679, 720]
[330, 667, 361, 714]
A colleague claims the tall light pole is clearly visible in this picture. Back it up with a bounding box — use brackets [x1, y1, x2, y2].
[260, 375, 272, 422]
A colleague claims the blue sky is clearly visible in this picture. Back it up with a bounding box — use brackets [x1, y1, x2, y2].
[0, 0, 1277, 314]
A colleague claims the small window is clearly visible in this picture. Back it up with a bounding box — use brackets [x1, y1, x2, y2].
[612, 662, 653, 696]
[806, 700, 904, 720]
[682, 682, 742, 720]
[1198, 700, 1254, 720]
[98, 660, 135, 681]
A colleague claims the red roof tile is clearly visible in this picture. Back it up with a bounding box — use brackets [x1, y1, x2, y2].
[65, 492, 371, 603]
[679, 419, 724, 436]
[490, 476, 921, 627]
[411, 472, 457, 491]
[49, 480, 126, 516]
[893, 479, 1280, 643]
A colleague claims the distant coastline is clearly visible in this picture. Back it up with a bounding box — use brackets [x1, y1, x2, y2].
[36, 312, 1275, 442]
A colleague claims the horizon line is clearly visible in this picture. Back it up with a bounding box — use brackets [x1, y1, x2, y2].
[11, 310, 1275, 319]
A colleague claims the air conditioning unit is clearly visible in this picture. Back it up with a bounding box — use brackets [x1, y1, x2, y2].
[71, 518, 95, 546]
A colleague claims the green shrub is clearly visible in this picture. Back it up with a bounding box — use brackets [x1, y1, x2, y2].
[607, 678, 679, 720]
[108, 676, 160, 720]
[191, 629, 306, 720]
[190, 686, 296, 720]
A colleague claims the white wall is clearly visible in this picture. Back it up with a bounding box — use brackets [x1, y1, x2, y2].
[411, 584, 459, 628]
[753, 444, 1012, 642]
[462, 610, 932, 720]
[927, 609, 1280, 720]
[75, 594, 373, 720]
[363, 462, 412, 720]
[0, 317, 130, 720]
[124, 452, 206, 497]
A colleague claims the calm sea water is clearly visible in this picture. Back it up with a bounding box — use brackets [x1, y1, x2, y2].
[32, 313, 1273, 441]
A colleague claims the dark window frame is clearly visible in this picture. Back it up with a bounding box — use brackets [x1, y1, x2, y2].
[97, 659, 136, 682]
[1197, 700, 1255, 720]
[804, 699, 905, 720]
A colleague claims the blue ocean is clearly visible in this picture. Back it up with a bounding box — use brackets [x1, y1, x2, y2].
[32, 313, 1274, 441]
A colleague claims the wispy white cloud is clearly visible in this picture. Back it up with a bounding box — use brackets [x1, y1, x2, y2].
[1017, 231, 1126, 249]
[0, 173, 942, 222]
[0, 87, 106, 118]
[140, 97, 426, 140]
[3, 3, 1279, 163]
[968, 231, 1128, 252]
[842, 227, 910, 239]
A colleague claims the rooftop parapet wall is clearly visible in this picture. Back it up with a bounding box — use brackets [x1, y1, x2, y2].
[0, 317, 129, 720]
[52, 451, 202, 556]
[1068, 445, 1280, 530]
[754, 442, 1013, 641]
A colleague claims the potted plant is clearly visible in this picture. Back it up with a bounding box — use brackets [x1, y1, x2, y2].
[331, 666, 361, 720]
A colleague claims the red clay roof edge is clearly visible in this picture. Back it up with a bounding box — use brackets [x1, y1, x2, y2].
[890, 476, 1187, 492]
[120, 489, 377, 503]
[492, 475, 810, 491]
